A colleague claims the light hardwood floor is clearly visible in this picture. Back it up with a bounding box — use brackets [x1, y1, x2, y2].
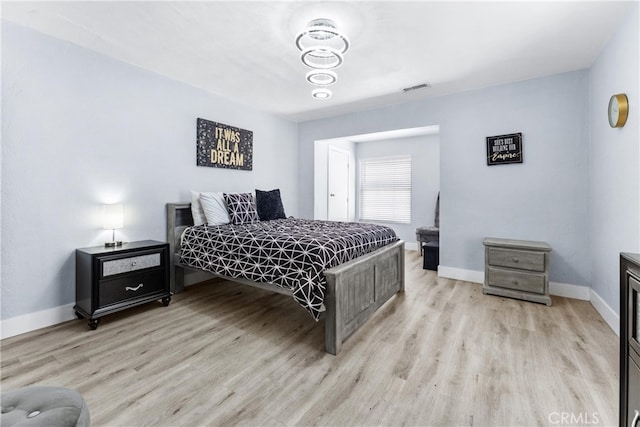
[1, 251, 618, 426]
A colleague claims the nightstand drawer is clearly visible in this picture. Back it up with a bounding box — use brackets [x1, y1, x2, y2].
[487, 267, 545, 294]
[488, 248, 545, 272]
[99, 269, 165, 307]
[102, 253, 161, 277]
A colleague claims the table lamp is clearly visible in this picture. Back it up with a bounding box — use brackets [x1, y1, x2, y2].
[103, 203, 124, 247]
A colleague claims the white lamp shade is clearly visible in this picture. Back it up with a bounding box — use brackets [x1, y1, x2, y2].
[103, 204, 124, 230]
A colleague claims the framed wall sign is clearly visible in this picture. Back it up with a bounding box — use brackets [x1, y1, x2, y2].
[486, 133, 523, 166]
[196, 118, 253, 170]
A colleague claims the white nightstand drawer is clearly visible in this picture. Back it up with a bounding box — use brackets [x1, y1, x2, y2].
[102, 253, 161, 277]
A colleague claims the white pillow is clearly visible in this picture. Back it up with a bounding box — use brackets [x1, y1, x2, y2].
[200, 192, 231, 225]
[190, 190, 207, 225]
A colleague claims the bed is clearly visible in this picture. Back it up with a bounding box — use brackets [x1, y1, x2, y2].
[167, 202, 405, 354]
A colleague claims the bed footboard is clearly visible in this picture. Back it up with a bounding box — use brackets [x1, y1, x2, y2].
[324, 240, 405, 355]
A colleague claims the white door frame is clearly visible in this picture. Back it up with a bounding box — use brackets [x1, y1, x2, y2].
[327, 145, 350, 221]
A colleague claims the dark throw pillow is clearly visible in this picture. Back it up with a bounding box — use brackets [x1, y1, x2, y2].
[224, 193, 260, 225]
[255, 189, 287, 221]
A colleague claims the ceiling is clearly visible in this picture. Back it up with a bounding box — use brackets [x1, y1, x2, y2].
[1, 1, 635, 122]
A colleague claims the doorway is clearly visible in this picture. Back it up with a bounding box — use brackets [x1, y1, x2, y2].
[327, 146, 350, 221]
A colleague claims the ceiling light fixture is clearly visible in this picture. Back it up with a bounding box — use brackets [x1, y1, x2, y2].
[312, 88, 332, 99]
[306, 70, 337, 86]
[296, 18, 349, 55]
[300, 46, 343, 69]
[297, 18, 348, 100]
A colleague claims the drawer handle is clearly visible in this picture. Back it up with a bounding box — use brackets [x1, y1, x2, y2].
[632, 410, 640, 427]
[512, 280, 519, 285]
[512, 257, 519, 263]
[131, 261, 138, 266]
[125, 283, 144, 292]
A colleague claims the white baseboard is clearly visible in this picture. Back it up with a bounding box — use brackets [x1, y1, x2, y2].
[589, 288, 619, 336]
[0, 303, 75, 340]
[438, 266, 591, 300]
[404, 242, 419, 252]
[549, 281, 590, 300]
[437, 265, 618, 334]
[437, 265, 484, 284]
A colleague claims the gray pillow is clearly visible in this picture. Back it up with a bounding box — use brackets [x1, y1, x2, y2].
[224, 193, 260, 225]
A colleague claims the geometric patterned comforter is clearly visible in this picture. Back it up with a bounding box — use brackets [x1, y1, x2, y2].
[180, 218, 398, 320]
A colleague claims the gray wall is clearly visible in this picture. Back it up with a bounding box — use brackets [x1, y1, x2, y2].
[3, 7, 638, 323]
[298, 70, 591, 288]
[1, 22, 299, 320]
[589, 6, 640, 312]
[355, 135, 440, 244]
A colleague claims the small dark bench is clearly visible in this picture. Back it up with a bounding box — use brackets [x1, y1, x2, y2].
[423, 240, 439, 271]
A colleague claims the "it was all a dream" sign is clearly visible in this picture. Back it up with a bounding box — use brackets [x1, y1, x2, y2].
[486, 132, 523, 166]
[196, 118, 253, 170]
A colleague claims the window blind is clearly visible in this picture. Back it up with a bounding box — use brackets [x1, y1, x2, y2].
[359, 156, 411, 224]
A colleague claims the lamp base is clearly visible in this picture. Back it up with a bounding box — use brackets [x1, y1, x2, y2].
[105, 241, 123, 248]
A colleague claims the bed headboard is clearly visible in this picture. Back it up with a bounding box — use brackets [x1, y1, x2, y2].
[166, 202, 193, 255]
[166, 203, 193, 292]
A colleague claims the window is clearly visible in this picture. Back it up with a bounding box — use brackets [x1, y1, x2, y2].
[359, 156, 411, 224]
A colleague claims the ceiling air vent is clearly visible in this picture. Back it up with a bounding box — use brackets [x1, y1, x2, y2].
[403, 83, 431, 93]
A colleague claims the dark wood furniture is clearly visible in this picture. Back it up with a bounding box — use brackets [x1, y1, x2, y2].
[166, 202, 405, 355]
[483, 237, 552, 306]
[422, 241, 439, 271]
[75, 240, 171, 330]
[621, 253, 640, 427]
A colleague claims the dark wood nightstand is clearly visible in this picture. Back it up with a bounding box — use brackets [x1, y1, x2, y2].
[75, 240, 171, 330]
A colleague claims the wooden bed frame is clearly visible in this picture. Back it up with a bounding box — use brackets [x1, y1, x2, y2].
[166, 203, 405, 355]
